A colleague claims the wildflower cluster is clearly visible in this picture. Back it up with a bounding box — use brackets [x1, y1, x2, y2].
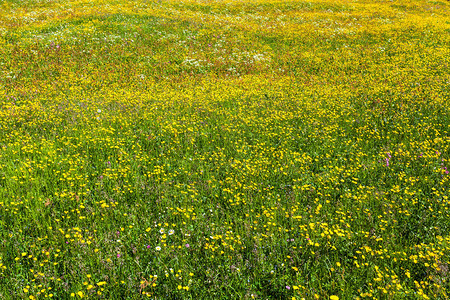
[0, 0, 449, 298]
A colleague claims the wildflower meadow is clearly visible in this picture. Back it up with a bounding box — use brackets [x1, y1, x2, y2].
[0, 0, 449, 299]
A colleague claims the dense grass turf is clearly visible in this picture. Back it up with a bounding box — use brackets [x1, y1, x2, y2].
[0, 0, 449, 299]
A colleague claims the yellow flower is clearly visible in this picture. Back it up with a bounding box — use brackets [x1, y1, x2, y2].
[330, 296, 339, 300]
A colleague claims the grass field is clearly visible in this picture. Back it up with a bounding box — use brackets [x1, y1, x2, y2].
[0, 0, 450, 299]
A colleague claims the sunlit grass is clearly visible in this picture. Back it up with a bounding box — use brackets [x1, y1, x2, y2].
[0, 0, 449, 299]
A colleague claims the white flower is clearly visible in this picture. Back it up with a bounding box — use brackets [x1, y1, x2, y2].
[97, 109, 101, 113]
[159, 228, 165, 234]
[168, 229, 174, 235]
[155, 246, 161, 251]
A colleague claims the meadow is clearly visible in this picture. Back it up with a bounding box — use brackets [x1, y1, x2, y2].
[0, 0, 449, 298]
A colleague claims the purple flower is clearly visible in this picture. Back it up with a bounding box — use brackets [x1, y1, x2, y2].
[385, 153, 391, 167]
[185, 244, 190, 248]
[147, 245, 151, 249]
[286, 286, 291, 290]
[117, 254, 121, 258]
